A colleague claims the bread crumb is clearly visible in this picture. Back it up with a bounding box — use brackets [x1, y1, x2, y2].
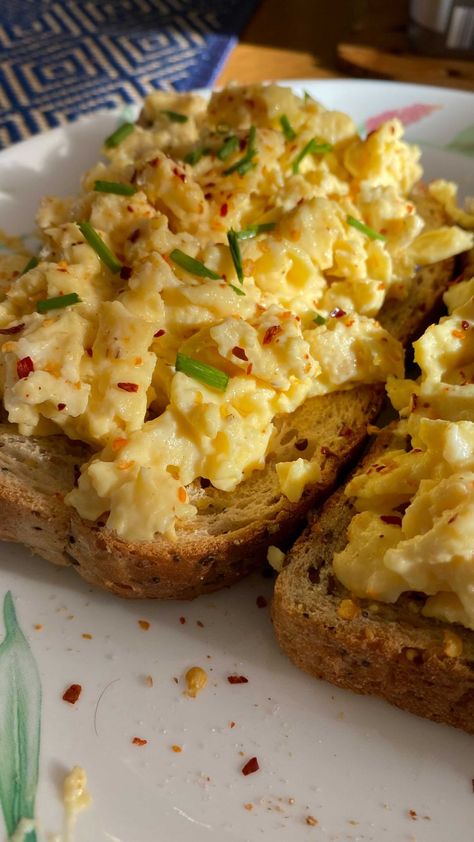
[82, 633, 93, 640]
[337, 598, 360, 620]
[267, 545, 285, 572]
[144, 675, 154, 687]
[34, 624, 43, 631]
[443, 629, 463, 657]
[305, 815, 318, 826]
[171, 744, 182, 753]
[244, 803, 253, 811]
[138, 620, 150, 630]
[185, 666, 208, 698]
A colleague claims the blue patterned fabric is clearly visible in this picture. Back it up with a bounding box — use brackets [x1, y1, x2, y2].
[0, 0, 257, 148]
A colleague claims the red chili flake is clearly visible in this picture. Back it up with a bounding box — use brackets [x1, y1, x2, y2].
[295, 438, 308, 452]
[380, 515, 402, 526]
[154, 328, 166, 338]
[256, 595, 268, 608]
[408, 809, 417, 820]
[232, 345, 248, 361]
[17, 356, 34, 380]
[85, 347, 93, 357]
[246, 363, 253, 375]
[62, 683, 82, 704]
[220, 202, 229, 217]
[242, 756, 259, 776]
[172, 167, 186, 183]
[227, 675, 248, 684]
[138, 620, 150, 630]
[57, 403, 66, 411]
[204, 192, 213, 200]
[229, 720, 236, 728]
[263, 325, 282, 345]
[411, 393, 419, 410]
[330, 307, 346, 318]
[179, 616, 186, 625]
[132, 737, 148, 746]
[0, 322, 24, 335]
[239, 137, 246, 151]
[117, 382, 139, 392]
[148, 157, 159, 167]
[120, 265, 132, 281]
[129, 228, 141, 243]
[461, 320, 470, 330]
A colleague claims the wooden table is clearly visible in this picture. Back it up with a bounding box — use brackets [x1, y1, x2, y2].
[218, 0, 474, 91]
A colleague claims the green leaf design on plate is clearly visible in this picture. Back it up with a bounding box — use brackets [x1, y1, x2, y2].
[446, 124, 474, 157]
[0, 593, 41, 842]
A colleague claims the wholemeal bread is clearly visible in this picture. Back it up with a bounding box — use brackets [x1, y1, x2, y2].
[0, 199, 465, 599]
[272, 251, 474, 733]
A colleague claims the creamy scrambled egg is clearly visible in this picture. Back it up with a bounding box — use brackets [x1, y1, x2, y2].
[0, 84, 472, 540]
[334, 275, 474, 630]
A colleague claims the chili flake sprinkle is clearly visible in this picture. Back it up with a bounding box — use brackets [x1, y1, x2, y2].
[62, 684, 82, 704]
[117, 382, 139, 392]
[241, 756, 259, 776]
[132, 737, 148, 746]
[228, 674, 249, 684]
[263, 325, 282, 345]
[232, 345, 248, 361]
[138, 620, 150, 630]
[17, 356, 34, 380]
[0, 323, 25, 335]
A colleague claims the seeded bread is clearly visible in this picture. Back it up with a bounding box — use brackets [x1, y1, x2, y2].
[272, 427, 474, 734]
[0, 197, 465, 599]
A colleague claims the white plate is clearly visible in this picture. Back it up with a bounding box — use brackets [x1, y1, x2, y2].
[0, 80, 473, 842]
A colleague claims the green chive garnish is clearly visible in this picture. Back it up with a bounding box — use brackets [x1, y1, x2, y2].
[224, 125, 257, 176]
[280, 115, 296, 141]
[104, 122, 134, 148]
[303, 90, 314, 102]
[235, 223, 275, 240]
[230, 283, 246, 296]
[161, 110, 188, 123]
[184, 146, 208, 165]
[78, 222, 122, 274]
[227, 230, 243, 284]
[217, 135, 239, 161]
[37, 293, 81, 314]
[313, 313, 326, 325]
[93, 180, 137, 196]
[176, 353, 229, 391]
[346, 215, 387, 241]
[170, 249, 220, 280]
[20, 256, 39, 276]
[292, 138, 333, 174]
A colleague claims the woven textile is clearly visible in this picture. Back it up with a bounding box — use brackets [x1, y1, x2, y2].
[0, 0, 257, 147]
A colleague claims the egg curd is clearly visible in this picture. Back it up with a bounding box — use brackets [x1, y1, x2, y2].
[0, 84, 472, 541]
[334, 275, 474, 630]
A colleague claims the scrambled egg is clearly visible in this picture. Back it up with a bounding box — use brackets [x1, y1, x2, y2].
[334, 275, 474, 630]
[0, 84, 472, 540]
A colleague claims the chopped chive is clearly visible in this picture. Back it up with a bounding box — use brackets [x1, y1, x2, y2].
[37, 292, 81, 314]
[169, 248, 220, 280]
[230, 283, 246, 296]
[224, 125, 257, 175]
[20, 256, 39, 276]
[160, 109, 188, 123]
[78, 222, 122, 274]
[292, 138, 333, 174]
[104, 122, 134, 148]
[313, 313, 326, 325]
[235, 223, 275, 240]
[184, 146, 208, 165]
[176, 352, 229, 391]
[227, 230, 243, 284]
[280, 115, 296, 141]
[346, 215, 387, 241]
[303, 90, 314, 102]
[93, 180, 137, 196]
[217, 135, 239, 161]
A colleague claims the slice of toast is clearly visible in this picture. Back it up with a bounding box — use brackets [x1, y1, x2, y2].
[272, 254, 474, 733]
[0, 201, 466, 599]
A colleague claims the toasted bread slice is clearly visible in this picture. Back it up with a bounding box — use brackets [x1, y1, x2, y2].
[272, 426, 474, 734]
[0, 199, 465, 599]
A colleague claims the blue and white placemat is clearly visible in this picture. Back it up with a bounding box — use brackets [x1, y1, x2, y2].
[0, 0, 258, 148]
